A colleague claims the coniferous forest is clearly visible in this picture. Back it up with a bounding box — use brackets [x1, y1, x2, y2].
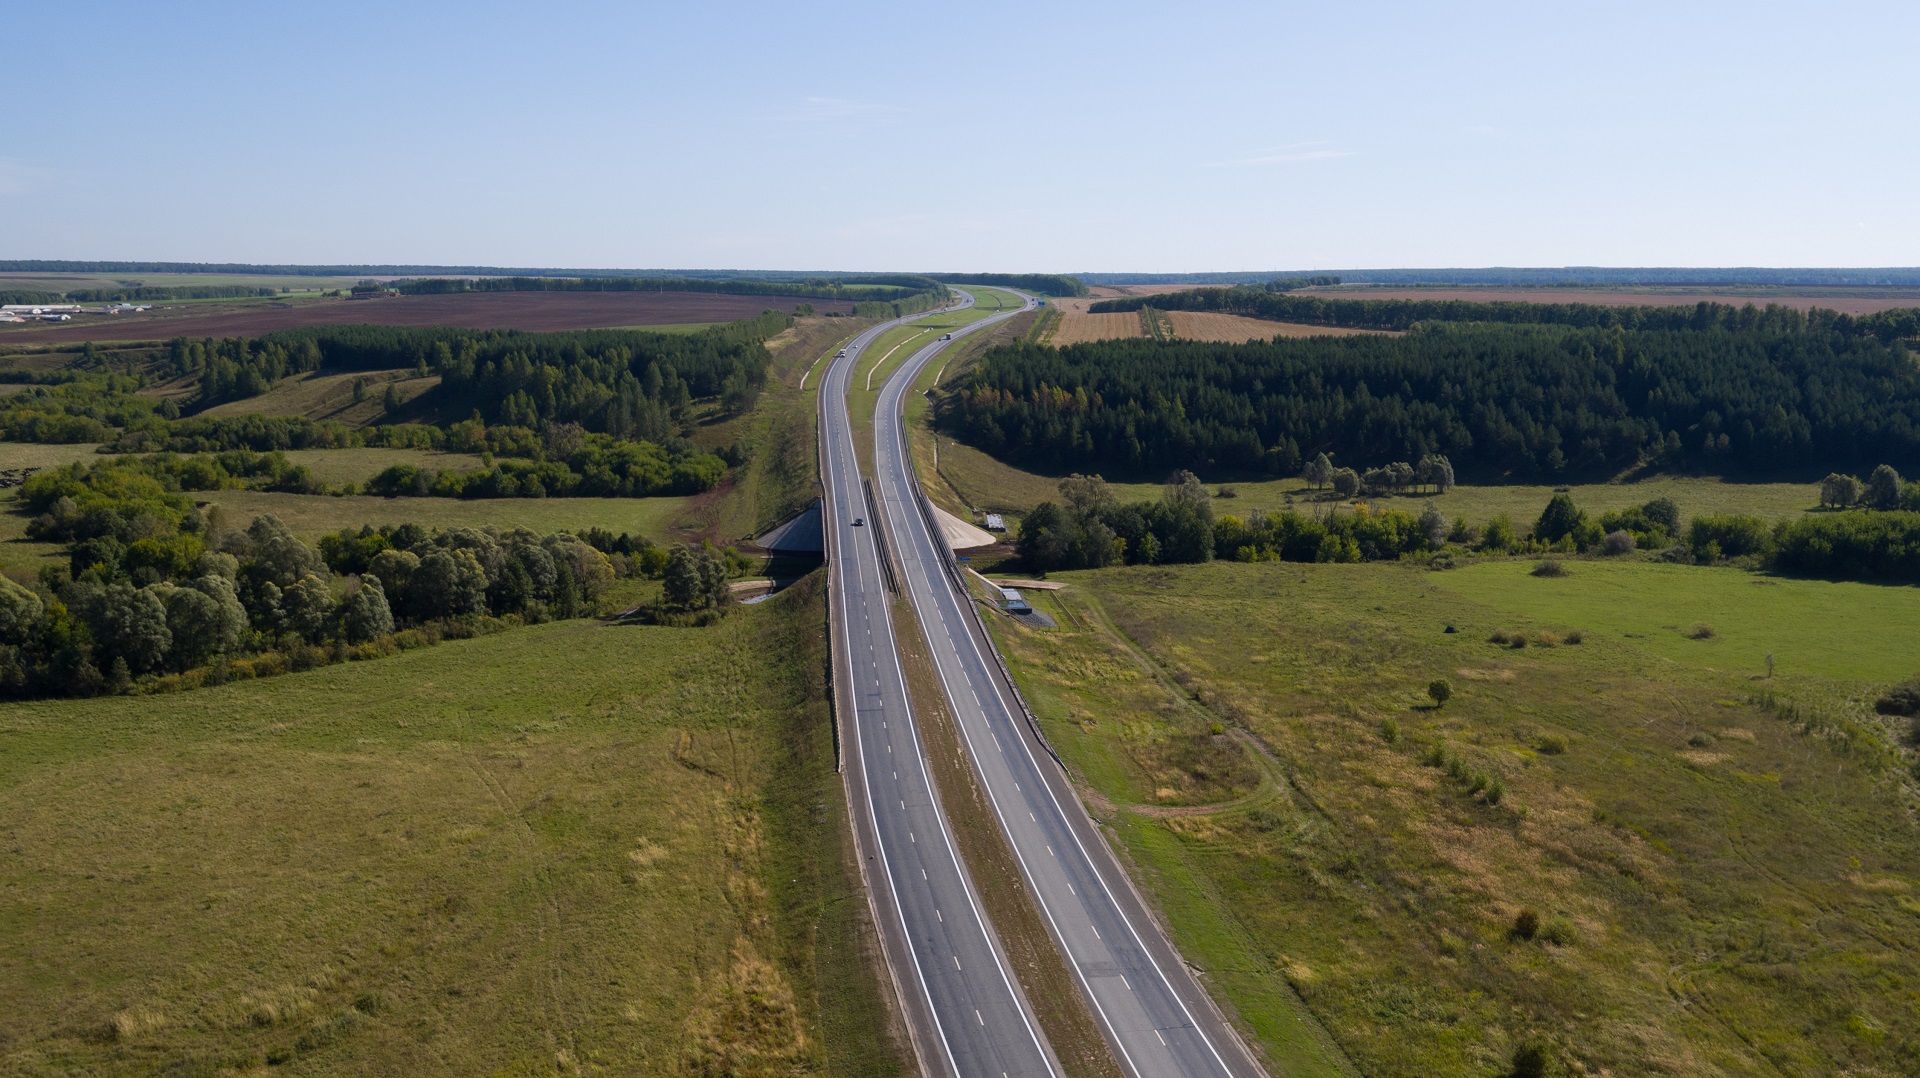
[943, 301, 1920, 482]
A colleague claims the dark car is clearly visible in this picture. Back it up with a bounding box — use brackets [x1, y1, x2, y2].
[853, 517, 864, 526]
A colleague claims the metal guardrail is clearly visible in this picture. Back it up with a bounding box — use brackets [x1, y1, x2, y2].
[901, 456, 1067, 770]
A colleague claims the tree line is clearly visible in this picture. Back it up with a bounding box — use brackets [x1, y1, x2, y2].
[1087, 285, 1920, 342]
[0, 457, 742, 699]
[929, 273, 1087, 297]
[943, 320, 1920, 482]
[0, 285, 284, 305]
[1013, 471, 1920, 585]
[393, 273, 948, 307]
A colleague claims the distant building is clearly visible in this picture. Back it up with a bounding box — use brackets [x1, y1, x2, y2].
[983, 513, 1006, 532]
[1000, 587, 1030, 614]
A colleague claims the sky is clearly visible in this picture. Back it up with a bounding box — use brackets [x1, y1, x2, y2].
[4, 0, 1917, 273]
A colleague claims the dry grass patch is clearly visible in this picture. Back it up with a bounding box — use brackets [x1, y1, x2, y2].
[996, 559, 1920, 1077]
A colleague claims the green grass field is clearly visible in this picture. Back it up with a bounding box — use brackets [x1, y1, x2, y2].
[926, 436, 1822, 532]
[990, 558, 1920, 1077]
[198, 369, 439, 427]
[0, 575, 904, 1076]
[196, 490, 700, 542]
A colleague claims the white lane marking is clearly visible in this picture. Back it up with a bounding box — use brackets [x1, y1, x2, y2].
[1091, 924, 1100, 940]
[976, 1009, 984, 1026]
[1122, 975, 1131, 990]
[936, 908, 942, 921]
[1154, 1029, 1166, 1046]
[921, 868, 927, 879]
[1047, 845, 1054, 857]
[1067, 882, 1075, 895]
[909, 832, 915, 842]
[900, 800, 906, 810]
[1029, 812, 1035, 821]
[992, 733, 1002, 752]
[953, 955, 962, 970]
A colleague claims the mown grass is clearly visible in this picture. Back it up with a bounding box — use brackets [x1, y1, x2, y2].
[991, 558, 1920, 1077]
[927, 440, 1820, 532]
[194, 490, 699, 542]
[0, 574, 905, 1077]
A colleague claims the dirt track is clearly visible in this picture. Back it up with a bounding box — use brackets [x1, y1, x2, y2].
[0, 290, 858, 344]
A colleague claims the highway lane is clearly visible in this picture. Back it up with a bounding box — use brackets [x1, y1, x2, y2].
[819, 295, 1062, 1078]
[869, 291, 1269, 1078]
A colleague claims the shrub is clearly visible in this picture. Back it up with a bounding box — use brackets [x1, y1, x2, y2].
[1688, 513, 1772, 561]
[1512, 908, 1541, 940]
[1541, 915, 1578, 946]
[1509, 632, 1528, 649]
[1488, 629, 1510, 645]
[1467, 771, 1489, 794]
[1537, 735, 1567, 755]
[1688, 623, 1716, 640]
[1380, 716, 1400, 743]
[1530, 559, 1569, 577]
[1874, 677, 1920, 717]
[1507, 1041, 1554, 1078]
[1563, 629, 1583, 644]
[1484, 778, 1507, 805]
[1601, 529, 1637, 555]
[1423, 741, 1448, 767]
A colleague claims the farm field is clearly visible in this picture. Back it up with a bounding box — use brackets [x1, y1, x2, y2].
[1293, 284, 1920, 316]
[0, 290, 857, 345]
[1163, 310, 1395, 343]
[1042, 294, 1144, 345]
[990, 558, 1920, 1077]
[0, 576, 903, 1077]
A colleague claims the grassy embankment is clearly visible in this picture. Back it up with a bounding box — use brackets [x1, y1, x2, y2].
[0, 574, 906, 1076]
[986, 557, 1920, 1076]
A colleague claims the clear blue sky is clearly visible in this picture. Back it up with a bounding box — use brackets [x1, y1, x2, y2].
[5, 1, 1915, 273]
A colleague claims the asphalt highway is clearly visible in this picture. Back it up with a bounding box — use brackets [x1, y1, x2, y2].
[868, 292, 1269, 1078]
[820, 294, 1062, 1078]
[822, 288, 1269, 1078]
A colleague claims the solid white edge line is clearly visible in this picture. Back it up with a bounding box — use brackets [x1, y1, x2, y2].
[832, 297, 1061, 1078]
[879, 291, 1241, 1078]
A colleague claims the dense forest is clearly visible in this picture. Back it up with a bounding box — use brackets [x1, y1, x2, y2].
[1089, 285, 1920, 341]
[929, 273, 1086, 297]
[943, 314, 1920, 482]
[167, 316, 787, 438]
[393, 272, 946, 305]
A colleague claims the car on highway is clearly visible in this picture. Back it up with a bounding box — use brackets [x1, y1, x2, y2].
[853, 517, 864, 526]
[939, 333, 951, 340]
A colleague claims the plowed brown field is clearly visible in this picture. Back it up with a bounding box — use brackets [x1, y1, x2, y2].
[0, 290, 856, 344]
[1165, 311, 1396, 343]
